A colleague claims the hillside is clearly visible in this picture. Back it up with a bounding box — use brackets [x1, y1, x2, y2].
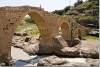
[53, 0, 99, 35]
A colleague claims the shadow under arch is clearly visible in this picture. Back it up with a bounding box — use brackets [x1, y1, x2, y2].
[60, 22, 70, 41]
[57, 16, 71, 41]
[58, 16, 82, 47]
[58, 21, 73, 47]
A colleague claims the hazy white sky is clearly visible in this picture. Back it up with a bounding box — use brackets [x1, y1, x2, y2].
[0, 0, 86, 12]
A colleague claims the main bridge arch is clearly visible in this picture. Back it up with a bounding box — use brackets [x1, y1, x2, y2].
[0, 6, 69, 65]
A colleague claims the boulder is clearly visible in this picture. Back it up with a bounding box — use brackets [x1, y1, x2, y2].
[67, 38, 81, 47]
[13, 41, 28, 49]
[60, 47, 79, 57]
[23, 44, 39, 55]
[37, 55, 67, 66]
[79, 45, 99, 58]
[28, 37, 39, 44]
[86, 58, 99, 66]
[12, 36, 25, 48]
[54, 43, 99, 58]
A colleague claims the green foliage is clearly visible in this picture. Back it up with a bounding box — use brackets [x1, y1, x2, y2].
[88, 0, 99, 2]
[53, 0, 99, 37]
[63, 6, 71, 12]
[83, 35, 99, 41]
[74, 0, 83, 7]
[24, 15, 35, 23]
[16, 22, 40, 36]
[78, 16, 98, 25]
[66, 10, 79, 15]
[74, 2, 96, 13]
[53, 6, 71, 15]
[53, 0, 99, 29]
[53, 10, 63, 15]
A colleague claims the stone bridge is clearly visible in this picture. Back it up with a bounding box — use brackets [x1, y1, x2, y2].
[0, 6, 87, 65]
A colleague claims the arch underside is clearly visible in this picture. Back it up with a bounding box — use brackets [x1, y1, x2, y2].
[61, 22, 70, 41]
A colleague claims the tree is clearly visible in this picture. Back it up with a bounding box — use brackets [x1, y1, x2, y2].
[24, 15, 35, 23]
[74, 0, 83, 7]
[53, 10, 63, 15]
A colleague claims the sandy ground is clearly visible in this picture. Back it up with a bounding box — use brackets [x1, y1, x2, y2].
[11, 46, 35, 66]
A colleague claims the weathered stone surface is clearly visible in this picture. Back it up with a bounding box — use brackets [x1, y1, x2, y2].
[12, 35, 39, 54]
[37, 56, 67, 66]
[60, 47, 79, 57]
[86, 58, 99, 66]
[79, 44, 99, 58]
[12, 36, 26, 48]
[80, 49, 99, 58]
[23, 44, 39, 55]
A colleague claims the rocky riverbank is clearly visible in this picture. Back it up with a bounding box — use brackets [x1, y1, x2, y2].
[11, 46, 99, 67]
[11, 32, 99, 66]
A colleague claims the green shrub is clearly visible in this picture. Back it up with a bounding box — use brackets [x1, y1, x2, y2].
[78, 16, 98, 25]
[66, 10, 79, 15]
[24, 15, 35, 23]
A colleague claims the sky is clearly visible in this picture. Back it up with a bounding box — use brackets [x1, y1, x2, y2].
[0, 0, 86, 12]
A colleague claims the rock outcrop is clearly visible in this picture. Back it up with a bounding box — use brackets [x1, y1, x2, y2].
[12, 34, 99, 59]
[37, 56, 67, 66]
